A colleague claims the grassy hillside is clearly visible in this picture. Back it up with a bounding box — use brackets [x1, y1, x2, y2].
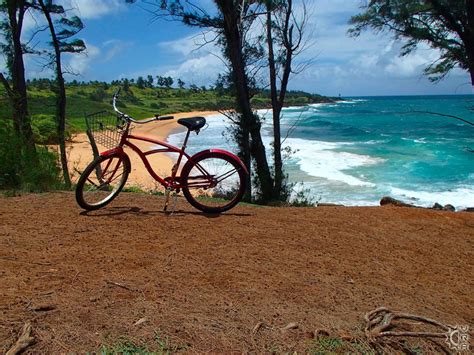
[0, 82, 335, 134]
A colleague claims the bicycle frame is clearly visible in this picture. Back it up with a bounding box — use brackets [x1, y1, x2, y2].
[100, 121, 247, 191]
[97, 92, 249, 192]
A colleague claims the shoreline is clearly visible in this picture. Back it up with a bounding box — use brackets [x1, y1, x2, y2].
[67, 102, 473, 210]
[68, 111, 219, 191]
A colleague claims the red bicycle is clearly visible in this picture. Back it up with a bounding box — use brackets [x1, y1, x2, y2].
[75, 89, 248, 213]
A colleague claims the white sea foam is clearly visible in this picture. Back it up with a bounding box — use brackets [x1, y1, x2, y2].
[362, 139, 389, 145]
[413, 138, 428, 144]
[308, 103, 327, 108]
[401, 137, 428, 144]
[167, 108, 472, 209]
[390, 186, 474, 210]
[286, 137, 384, 186]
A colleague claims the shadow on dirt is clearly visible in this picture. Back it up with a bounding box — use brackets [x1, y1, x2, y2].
[79, 206, 251, 218]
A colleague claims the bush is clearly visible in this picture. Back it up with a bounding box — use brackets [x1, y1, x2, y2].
[32, 114, 58, 144]
[115, 100, 127, 108]
[150, 102, 168, 109]
[89, 87, 106, 102]
[0, 120, 61, 191]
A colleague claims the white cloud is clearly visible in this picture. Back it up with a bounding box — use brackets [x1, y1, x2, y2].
[156, 31, 224, 86]
[164, 53, 225, 86]
[102, 40, 131, 62]
[66, 42, 100, 76]
[58, 0, 126, 20]
[158, 32, 220, 57]
[281, 0, 473, 95]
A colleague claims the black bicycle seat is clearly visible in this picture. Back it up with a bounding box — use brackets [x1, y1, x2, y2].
[177, 117, 206, 131]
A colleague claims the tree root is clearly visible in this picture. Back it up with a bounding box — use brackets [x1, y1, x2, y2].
[364, 307, 450, 340]
[6, 322, 35, 355]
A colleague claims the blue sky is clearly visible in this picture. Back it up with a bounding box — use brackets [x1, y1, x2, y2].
[10, 0, 474, 96]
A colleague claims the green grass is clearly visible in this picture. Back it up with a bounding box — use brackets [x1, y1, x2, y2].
[307, 336, 379, 354]
[99, 333, 186, 354]
[308, 337, 345, 354]
[122, 185, 165, 196]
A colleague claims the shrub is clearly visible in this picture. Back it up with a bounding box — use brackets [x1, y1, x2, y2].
[290, 183, 318, 207]
[0, 120, 61, 191]
[89, 87, 107, 102]
[150, 102, 168, 109]
[32, 114, 58, 144]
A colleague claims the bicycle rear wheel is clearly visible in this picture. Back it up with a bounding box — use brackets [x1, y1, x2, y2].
[181, 152, 246, 213]
[75, 154, 130, 210]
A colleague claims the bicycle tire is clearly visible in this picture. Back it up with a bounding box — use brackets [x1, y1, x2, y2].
[75, 153, 130, 210]
[181, 152, 246, 213]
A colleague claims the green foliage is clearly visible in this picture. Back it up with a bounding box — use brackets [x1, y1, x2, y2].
[89, 87, 107, 102]
[290, 183, 318, 207]
[32, 114, 59, 144]
[0, 120, 61, 191]
[308, 337, 375, 354]
[308, 337, 344, 354]
[100, 333, 185, 354]
[100, 338, 148, 355]
[349, 0, 474, 83]
[150, 101, 168, 109]
[136, 76, 145, 89]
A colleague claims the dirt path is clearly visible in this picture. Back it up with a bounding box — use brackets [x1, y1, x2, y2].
[0, 192, 473, 352]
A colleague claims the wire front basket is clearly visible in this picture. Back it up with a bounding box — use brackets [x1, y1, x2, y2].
[85, 111, 127, 150]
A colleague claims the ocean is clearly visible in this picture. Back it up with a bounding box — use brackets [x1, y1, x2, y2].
[168, 95, 474, 210]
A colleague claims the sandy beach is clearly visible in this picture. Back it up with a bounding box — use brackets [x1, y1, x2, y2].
[67, 111, 218, 191]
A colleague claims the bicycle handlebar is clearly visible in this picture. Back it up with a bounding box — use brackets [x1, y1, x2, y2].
[112, 88, 174, 124]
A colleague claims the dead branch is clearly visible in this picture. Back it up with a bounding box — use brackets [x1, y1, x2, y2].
[281, 322, 299, 331]
[6, 322, 35, 355]
[252, 321, 264, 335]
[105, 280, 138, 292]
[30, 304, 56, 312]
[133, 317, 148, 326]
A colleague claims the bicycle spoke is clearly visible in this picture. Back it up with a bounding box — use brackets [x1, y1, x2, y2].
[214, 168, 238, 183]
[183, 154, 245, 212]
[85, 177, 100, 188]
[78, 155, 129, 208]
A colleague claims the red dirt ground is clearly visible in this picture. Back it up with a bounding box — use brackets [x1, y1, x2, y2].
[0, 192, 473, 353]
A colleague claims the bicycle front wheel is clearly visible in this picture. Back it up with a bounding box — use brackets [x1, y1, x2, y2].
[181, 152, 246, 213]
[75, 154, 130, 210]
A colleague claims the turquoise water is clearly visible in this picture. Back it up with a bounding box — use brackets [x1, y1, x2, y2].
[169, 95, 474, 209]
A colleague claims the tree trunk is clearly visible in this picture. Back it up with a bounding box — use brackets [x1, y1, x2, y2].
[7, 0, 36, 153]
[266, 6, 283, 200]
[217, 0, 274, 201]
[39, 0, 72, 188]
[467, 1, 474, 91]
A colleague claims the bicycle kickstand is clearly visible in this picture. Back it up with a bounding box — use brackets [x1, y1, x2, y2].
[163, 188, 170, 212]
[163, 188, 178, 215]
